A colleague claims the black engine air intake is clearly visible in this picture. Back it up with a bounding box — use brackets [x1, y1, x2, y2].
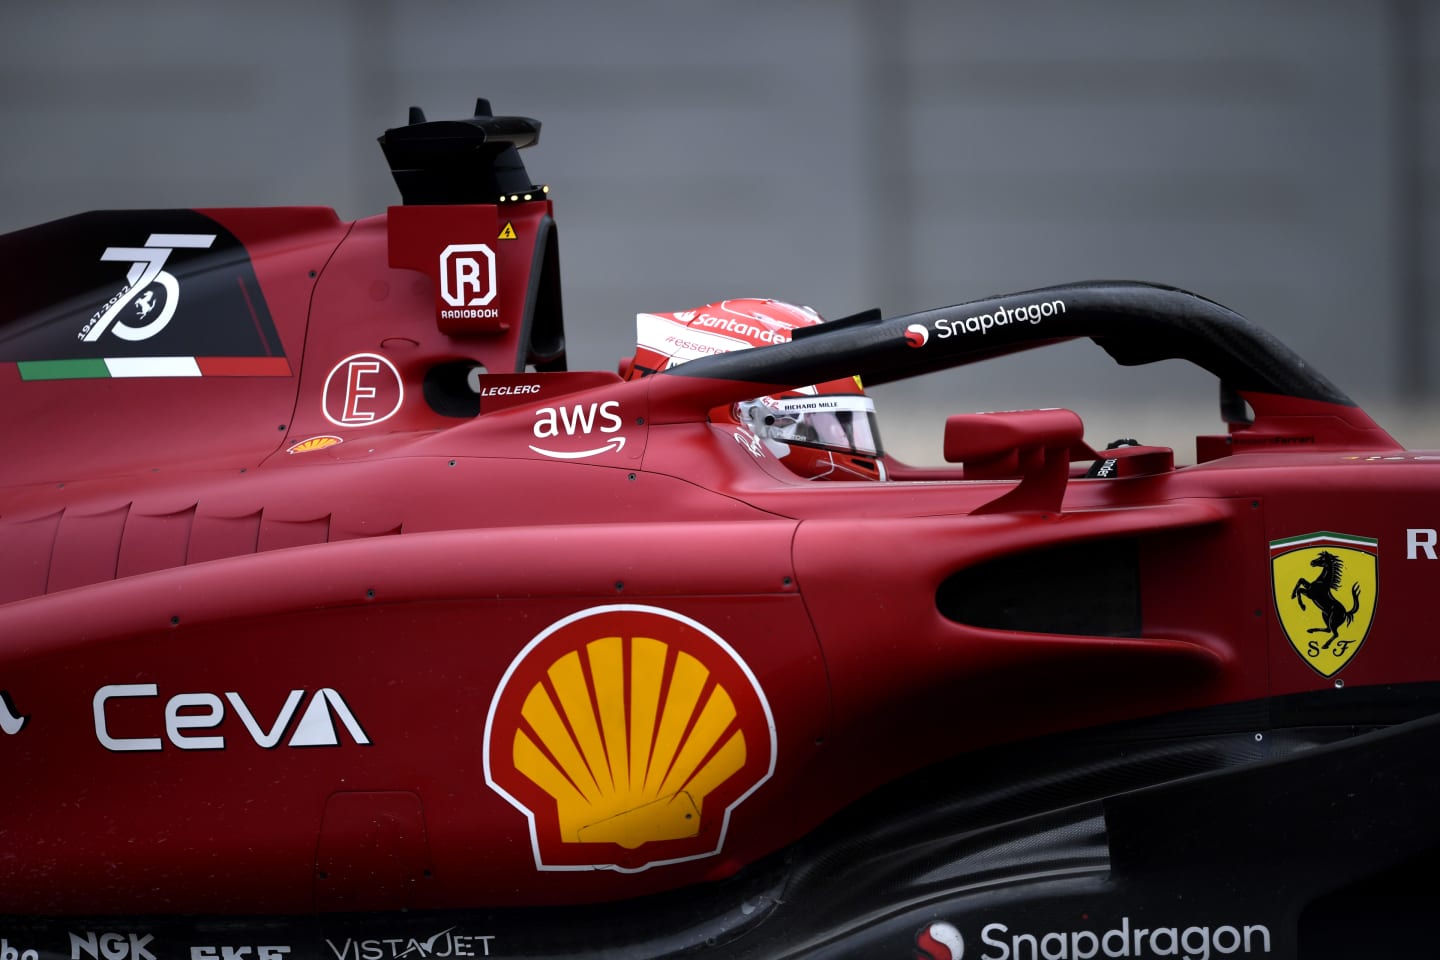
[938, 539, 1141, 638]
[379, 98, 544, 205]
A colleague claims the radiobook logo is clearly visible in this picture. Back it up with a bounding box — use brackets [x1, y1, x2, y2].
[440, 243, 498, 319]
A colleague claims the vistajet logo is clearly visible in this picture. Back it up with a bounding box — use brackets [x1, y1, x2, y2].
[325, 928, 495, 959]
[934, 299, 1066, 339]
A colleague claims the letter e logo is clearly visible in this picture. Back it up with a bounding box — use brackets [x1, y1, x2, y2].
[322, 353, 405, 427]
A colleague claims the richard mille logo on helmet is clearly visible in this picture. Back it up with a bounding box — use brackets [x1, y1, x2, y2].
[78, 233, 216, 342]
[484, 605, 776, 873]
[1271, 532, 1378, 677]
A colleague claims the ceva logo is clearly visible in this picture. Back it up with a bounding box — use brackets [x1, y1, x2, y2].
[93, 685, 370, 752]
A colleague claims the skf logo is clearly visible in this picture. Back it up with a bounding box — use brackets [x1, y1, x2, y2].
[79, 233, 215, 343]
[440, 243, 497, 307]
[322, 353, 404, 427]
[904, 323, 929, 348]
[69, 932, 155, 960]
[1271, 531, 1378, 677]
[915, 922, 964, 960]
[484, 605, 776, 873]
[191, 947, 290, 960]
[529, 401, 626, 459]
[0, 690, 27, 735]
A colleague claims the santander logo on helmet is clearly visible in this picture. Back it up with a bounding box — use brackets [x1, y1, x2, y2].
[624, 299, 887, 481]
[629, 298, 815, 377]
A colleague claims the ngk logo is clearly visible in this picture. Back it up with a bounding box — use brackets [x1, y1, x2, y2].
[440, 243, 497, 307]
[69, 932, 155, 960]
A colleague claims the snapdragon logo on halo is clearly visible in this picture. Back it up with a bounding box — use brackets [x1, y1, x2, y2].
[933, 298, 1066, 340]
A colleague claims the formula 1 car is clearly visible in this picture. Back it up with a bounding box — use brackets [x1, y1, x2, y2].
[0, 99, 1436, 960]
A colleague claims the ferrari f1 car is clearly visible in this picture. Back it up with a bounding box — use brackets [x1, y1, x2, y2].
[1, 99, 1436, 960]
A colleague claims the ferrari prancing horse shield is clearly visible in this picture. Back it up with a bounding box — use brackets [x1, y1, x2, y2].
[1270, 532, 1377, 678]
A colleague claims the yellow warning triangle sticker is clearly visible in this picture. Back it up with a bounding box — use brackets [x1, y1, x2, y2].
[498, 222, 517, 240]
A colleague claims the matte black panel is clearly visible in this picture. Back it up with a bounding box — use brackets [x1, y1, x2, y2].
[0, 210, 282, 363]
[937, 539, 1142, 638]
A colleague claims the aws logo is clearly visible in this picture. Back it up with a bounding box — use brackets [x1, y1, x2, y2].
[529, 401, 626, 459]
[1271, 531, 1378, 677]
[484, 605, 776, 873]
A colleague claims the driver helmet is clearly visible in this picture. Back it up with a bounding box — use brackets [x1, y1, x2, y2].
[624, 298, 885, 480]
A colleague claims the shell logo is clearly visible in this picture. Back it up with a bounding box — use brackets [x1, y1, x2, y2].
[286, 435, 343, 454]
[484, 605, 776, 873]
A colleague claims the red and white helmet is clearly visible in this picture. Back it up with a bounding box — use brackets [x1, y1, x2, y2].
[624, 299, 885, 480]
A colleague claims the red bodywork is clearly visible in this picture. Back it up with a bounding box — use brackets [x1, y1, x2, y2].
[0, 113, 1433, 920]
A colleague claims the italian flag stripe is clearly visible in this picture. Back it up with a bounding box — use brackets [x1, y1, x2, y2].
[197, 357, 292, 376]
[106, 357, 201, 377]
[17, 358, 109, 380]
[17, 357, 291, 380]
[1270, 531, 1378, 550]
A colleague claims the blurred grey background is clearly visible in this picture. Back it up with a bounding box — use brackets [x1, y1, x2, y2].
[4, 1, 1436, 460]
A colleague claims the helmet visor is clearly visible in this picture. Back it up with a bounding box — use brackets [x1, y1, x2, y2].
[757, 394, 883, 458]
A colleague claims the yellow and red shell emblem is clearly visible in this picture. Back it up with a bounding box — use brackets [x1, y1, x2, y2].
[286, 435, 343, 454]
[484, 605, 776, 872]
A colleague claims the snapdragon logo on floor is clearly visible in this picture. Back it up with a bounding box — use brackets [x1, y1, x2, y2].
[914, 915, 1271, 960]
